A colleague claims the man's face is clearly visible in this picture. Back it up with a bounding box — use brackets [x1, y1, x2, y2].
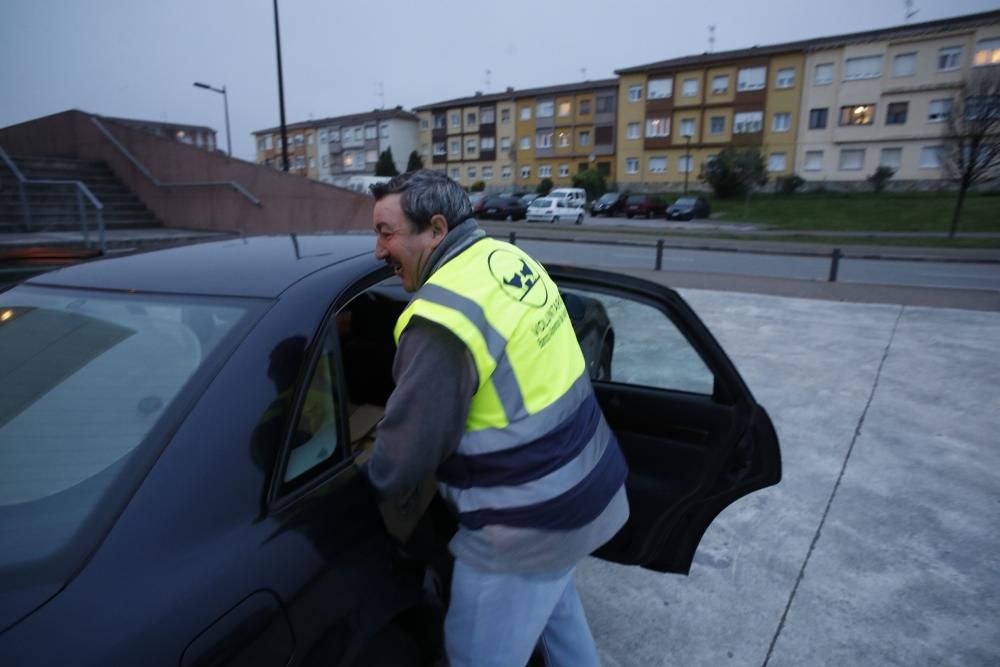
[373, 193, 443, 292]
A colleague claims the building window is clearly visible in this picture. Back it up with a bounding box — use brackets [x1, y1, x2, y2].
[557, 131, 570, 148]
[481, 137, 495, 151]
[500, 137, 511, 151]
[768, 153, 786, 172]
[920, 146, 943, 168]
[975, 38, 1000, 66]
[838, 148, 865, 170]
[536, 132, 552, 148]
[809, 108, 829, 129]
[433, 115, 445, 130]
[558, 164, 570, 177]
[839, 104, 876, 126]
[319, 130, 327, 142]
[880, 147, 902, 169]
[420, 118, 429, 130]
[804, 150, 823, 171]
[380, 124, 389, 138]
[449, 140, 460, 155]
[308, 157, 315, 169]
[537, 101, 554, 118]
[679, 156, 693, 173]
[520, 107, 531, 121]
[365, 126, 377, 139]
[648, 157, 667, 173]
[625, 158, 639, 174]
[733, 111, 763, 133]
[772, 112, 791, 132]
[451, 167, 460, 179]
[465, 112, 477, 127]
[681, 78, 699, 97]
[737, 66, 766, 91]
[844, 55, 883, 80]
[521, 166, 531, 178]
[709, 116, 725, 134]
[354, 128, 362, 141]
[501, 108, 511, 123]
[647, 78, 672, 99]
[481, 108, 495, 124]
[538, 165, 552, 178]
[596, 95, 614, 113]
[467, 167, 477, 179]
[502, 165, 512, 178]
[579, 131, 590, 146]
[776, 68, 795, 88]
[886, 102, 908, 125]
[645, 118, 670, 137]
[520, 137, 530, 150]
[680, 118, 696, 137]
[711, 75, 729, 95]
[579, 100, 591, 115]
[294, 134, 304, 146]
[928, 98, 952, 122]
[938, 46, 962, 71]
[332, 129, 341, 142]
[815, 63, 834, 85]
[257, 137, 267, 151]
[451, 112, 461, 128]
[366, 150, 377, 163]
[466, 139, 477, 154]
[433, 142, 446, 155]
[483, 166, 493, 179]
[628, 85, 643, 101]
[627, 122, 641, 139]
[558, 102, 572, 117]
[893, 53, 916, 77]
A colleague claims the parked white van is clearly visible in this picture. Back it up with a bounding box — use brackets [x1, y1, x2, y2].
[546, 188, 587, 208]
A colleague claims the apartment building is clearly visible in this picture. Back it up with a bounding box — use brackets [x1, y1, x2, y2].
[253, 107, 418, 185]
[615, 47, 805, 190]
[414, 79, 618, 192]
[106, 117, 218, 152]
[796, 11, 1000, 185]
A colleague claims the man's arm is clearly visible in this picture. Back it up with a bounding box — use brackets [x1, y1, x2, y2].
[362, 318, 478, 499]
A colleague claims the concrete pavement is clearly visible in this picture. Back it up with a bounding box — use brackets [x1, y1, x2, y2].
[575, 279, 1000, 666]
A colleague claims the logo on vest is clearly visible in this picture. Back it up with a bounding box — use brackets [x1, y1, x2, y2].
[487, 249, 548, 308]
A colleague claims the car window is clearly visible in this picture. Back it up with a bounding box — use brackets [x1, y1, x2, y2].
[562, 287, 714, 394]
[675, 198, 695, 206]
[532, 198, 551, 207]
[627, 195, 644, 204]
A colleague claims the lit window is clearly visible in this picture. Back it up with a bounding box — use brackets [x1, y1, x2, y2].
[733, 111, 763, 133]
[975, 38, 1000, 66]
[737, 66, 766, 91]
[627, 122, 640, 139]
[537, 101, 554, 118]
[681, 79, 698, 97]
[558, 102, 572, 117]
[814, 63, 834, 85]
[711, 75, 729, 95]
[772, 112, 791, 132]
[886, 102, 908, 125]
[625, 158, 639, 174]
[893, 53, 916, 77]
[557, 131, 570, 147]
[839, 104, 876, 126]
[768, 153, 786, 172]
[844, 55, 883, 80]
[880, 148, 902, 169]
[804, 150, 823, 171]
[628, 85, 643, 101]
[558, 164, 569, 177]
[709, 116, 725, 134]
[838, 148, 865, 170]
[928, 99, 952, 122]
[920, 146, 943, 168]
[645, 118, 670, 137]
[539, 165, 552, 178]
[648, 157, 667, 173]
[776, 68, 795, 88]
[648, 78, 672, 99]
[938, 46, 962, 71]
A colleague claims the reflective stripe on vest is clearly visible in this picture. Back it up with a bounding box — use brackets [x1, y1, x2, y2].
[394, 238, 627, 530]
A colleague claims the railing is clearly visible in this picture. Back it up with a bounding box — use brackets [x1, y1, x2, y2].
[1, 146, 106, 253]
[90, 117, 262, 206]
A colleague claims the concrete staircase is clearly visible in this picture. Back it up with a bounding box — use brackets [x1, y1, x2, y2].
[0, 156, 161, 233]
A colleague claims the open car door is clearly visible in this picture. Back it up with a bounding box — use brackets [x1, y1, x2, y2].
[551, 266, 781, 574]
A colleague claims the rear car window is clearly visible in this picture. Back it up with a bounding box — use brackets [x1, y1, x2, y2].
[0, 285, 264, 587]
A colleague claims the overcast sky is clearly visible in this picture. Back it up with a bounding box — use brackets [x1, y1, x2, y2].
[2, 0, 997, 160]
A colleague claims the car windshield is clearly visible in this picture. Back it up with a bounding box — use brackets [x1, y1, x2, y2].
[627, 195, 645, 204]
[531, 198, 552, 207]
[548, 192, 568, 199]
[598, 194, 619, 203]
[0, 285, 264, 589]
[674, 198, 696, 206]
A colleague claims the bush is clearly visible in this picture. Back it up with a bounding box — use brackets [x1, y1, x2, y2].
[776, 174, 805, 195]
[867, 166, 895, 194]
[469, 180, 485, 192]
[571, 168, 607, 202]
[536, 178, 554, 195]
[702, 147, 768, 199]
[374, 148, 399, 177]
[406, 150, 424, 172]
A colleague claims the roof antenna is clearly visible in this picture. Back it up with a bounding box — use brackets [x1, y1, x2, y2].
[904, 0, 919, 22]
[708, 25, 716, 53]
[484, 69, 491, 92]
[580, 67, 587, 81]
[376, 81, 385, 109]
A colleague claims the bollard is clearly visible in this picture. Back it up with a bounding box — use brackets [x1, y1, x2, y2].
[828, 248, 841, 282]
[508, 231, 516, 246]
[655, 239, 664, 271]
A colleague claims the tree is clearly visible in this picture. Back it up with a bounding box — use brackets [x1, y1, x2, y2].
[406, 150, 424, 172]
[572, 168, 607, 202]
[702, 147, 768, 220]
[374, 148, 399, 177]
[536, 178, 553, 195]
[469, 180, 485, 192]
[942, 67, 1000, 238]
[867, 166, 895, 194]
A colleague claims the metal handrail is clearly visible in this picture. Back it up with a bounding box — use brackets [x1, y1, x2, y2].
[90, 116, 262, 206]
[0, 146, 106, 253]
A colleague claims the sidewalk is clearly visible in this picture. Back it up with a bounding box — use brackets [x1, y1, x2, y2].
[577, 282, 1000, 667]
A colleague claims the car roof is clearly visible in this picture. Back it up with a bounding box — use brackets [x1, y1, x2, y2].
[26, 235, 382, 299]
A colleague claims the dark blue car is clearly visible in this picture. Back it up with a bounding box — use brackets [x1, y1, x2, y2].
[0, 235, 780, 665]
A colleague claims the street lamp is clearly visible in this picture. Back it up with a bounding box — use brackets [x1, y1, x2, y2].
[193, 82, 231, 157]
[682, 132, 693, 194]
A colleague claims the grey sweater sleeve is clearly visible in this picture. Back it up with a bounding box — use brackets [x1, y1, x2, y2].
[362, 317, 478, 499]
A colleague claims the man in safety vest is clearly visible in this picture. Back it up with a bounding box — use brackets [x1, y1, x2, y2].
[365, 170, 629, 667]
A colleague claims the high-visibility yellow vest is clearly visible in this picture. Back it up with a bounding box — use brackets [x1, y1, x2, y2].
[394, 238, 627, 531]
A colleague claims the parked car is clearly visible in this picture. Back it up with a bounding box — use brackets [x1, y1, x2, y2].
[666, 196, 711, 220]
[518, 193, 541, 207]
[0, 236, 781, 664]
[547, 188, 587, 209]
[467, 192, 489, 216]
[476, 195, 527, 221]
[526, 197, 585, 224]
[624, 194, 666, 218]
[591, 192, 628, 217]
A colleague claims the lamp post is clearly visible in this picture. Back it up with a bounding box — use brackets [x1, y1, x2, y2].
[682, 133, 693, 193]
[273, 0, 290, 172]
[193, 82, 231, 157]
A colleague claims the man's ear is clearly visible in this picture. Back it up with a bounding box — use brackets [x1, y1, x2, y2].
[428, 214, 449, 245]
